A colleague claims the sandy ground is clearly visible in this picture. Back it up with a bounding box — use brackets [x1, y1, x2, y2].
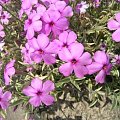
[6, 100, 120, 120]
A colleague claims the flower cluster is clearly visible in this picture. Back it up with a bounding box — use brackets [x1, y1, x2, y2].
[0, 0, 120, 118]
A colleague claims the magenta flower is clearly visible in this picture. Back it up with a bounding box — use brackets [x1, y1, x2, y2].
[55, 31, 77, 51]
[4, 60, 15, 85]
[0, 11, 11, 25]
[49, 1, 73, 17]
[59, 43, 92, 78]
[23, 78, 55, 107]
[24, 11, 42, 39]
[42, 10, 69, 36]
[107, 13, 120, 42]
[87, 51, 112, 84]
[28, 34, 57, 64]
[0, 87, 12, 109]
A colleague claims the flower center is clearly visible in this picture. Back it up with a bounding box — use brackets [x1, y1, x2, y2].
[1, 15, 6, 19]
[37, 91, 42, 96]
[28, 19, 32, 25]
[71, 59, 77, 64]
[39, 49, 44, 54]
[62, 43, 68, 48]
[103, 65, 107, 70]
[49, 21, 54, 26]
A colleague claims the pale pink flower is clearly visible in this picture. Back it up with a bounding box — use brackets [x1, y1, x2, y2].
[59, 43, 92, 78]
[24, 10, 42, 39]
[42, 10, 69, 36]
[87, 51, 112, 83]
[23, 78, 55, 107]
[28, 34, 57, 64]
[0, 11, 11, 25]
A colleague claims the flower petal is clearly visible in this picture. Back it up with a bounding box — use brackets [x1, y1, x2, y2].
[87, 62, 103, 74]
[2, 91, 12, 100]
[93, 51, 108, 64]
[41, 94, 54, 106]
[95, 70, 106, 84]
[43, 54, 56, 65]
[69, 43, 84, 59]
[58, 48, 72, 62]
[107, 19, 120, 30]
[23, 86, 37, 97]
[29, 96, 41, 107]
[112, 28, 120, 42]
[79, 52, 92, 65]
[74, 64, 88, 78]
[31, 78, 43, 91]
[37, 34, 49, 49]
[59, 62, 73, 76]
[42, 80, 55, 93]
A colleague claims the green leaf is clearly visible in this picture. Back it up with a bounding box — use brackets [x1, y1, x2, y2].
[56, 77, 70, 88]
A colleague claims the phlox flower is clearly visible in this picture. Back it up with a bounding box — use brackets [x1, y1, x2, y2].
[59, 43, 92, 78]
[54, 30, 77, 52]
[0, 24, 5, 38]
[24, 10, 42, 39]
[48, 1, 73, 17]
[28, 34, 57, 64]
[87, 51, 112, 84]
[4, 60, 15, 85]
[75, 1, 89, 14]
[42, 9, 69, 36]
[0, 87, 12, 109]
[0, 11, 11, 25]
[112, 55, 120, 65]
[23, 78, 55, 107]
[21, 43, 34, 64]
[107, 13, 120, 42]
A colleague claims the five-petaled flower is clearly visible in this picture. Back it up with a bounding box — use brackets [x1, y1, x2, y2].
[23, 78, 55, 107]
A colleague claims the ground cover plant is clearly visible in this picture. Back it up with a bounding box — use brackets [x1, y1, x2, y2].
[0, 0, 120, 119]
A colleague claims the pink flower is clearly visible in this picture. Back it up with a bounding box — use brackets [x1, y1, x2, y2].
[75, 1, 89, 14]
[59, 43, 92, 78]
[42, 10, 69, 36]
[0, 24, 5, 38]
[107, 13, 120, 42]
[0, 11, 11, 25]
[23, 78, 55, 107]
[28, 34, 57, 64]
[21, 43, 34, 64]
[0, 87, 12, 109]
[54, 31, 77, 51]
[4, 60, 15, 85]
[49, 1, 73, 17]
[87, 51, 112, 84]
[24, 11, 42, 39]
